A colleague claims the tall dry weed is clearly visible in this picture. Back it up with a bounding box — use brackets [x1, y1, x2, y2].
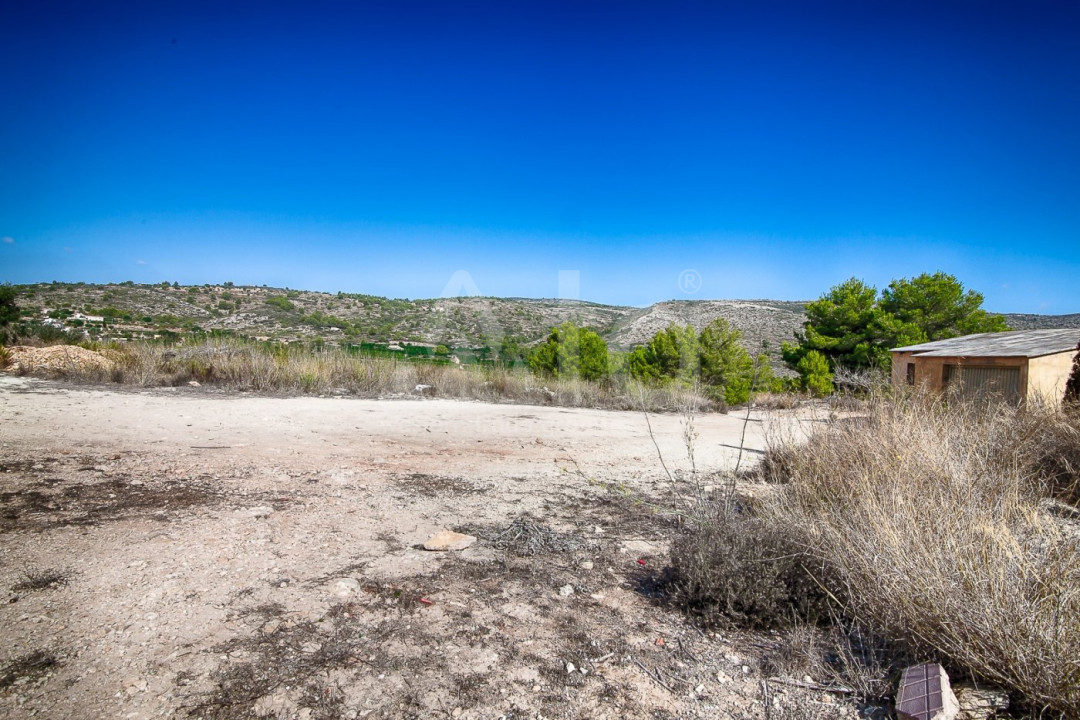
[766, 393, 1080, 714]
[36, 338, 719, 413]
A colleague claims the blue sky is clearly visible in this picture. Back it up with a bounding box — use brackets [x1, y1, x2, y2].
[2, 1, 1078, 312]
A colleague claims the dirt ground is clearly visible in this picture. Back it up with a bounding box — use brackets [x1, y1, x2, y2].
[0, 375, 852, 719]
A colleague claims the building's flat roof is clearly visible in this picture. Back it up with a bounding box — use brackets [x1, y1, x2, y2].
[892, 329, 1080, 358]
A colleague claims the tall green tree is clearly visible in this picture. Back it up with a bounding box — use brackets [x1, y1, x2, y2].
[877, 272, 1008, 346]
[627, 319, 772, 404]
[782, 278, 882, 369]
[698, 318, 757, 403]
[783, 273, 1008, 375]
[529, 321, 609, 382]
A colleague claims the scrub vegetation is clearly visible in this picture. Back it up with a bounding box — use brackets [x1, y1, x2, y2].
[668, 386, 1080, 716]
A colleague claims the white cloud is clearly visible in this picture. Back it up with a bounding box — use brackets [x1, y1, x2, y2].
[136, 259, 147, 265]
[1, 236, 13, 244]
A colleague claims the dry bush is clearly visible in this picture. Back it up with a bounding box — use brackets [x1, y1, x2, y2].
[766, 393, 1080, 715]
[667, 491, 830, 629]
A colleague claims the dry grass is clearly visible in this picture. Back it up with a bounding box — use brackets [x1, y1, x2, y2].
[666, 490, 830, 630]
[765, 392, 1080, 715]
[6, 337, 719, 413]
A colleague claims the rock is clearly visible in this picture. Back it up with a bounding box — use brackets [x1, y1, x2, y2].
[717, 671, 732, 684]
[188, 380, 200, 387]
[451, 709, 462, 719]
[621, 539, 655, 554]
[300, 641, 321, 654]
[896, 663, 960, 720]
[558, 584, 574, 597]
[579, 561, 594, 570]
[329, 578, 362, 598]
[249, 506, 273, 519]
[955, 685, 1009, 720]
[566, 662, 576, 674]
[422, 531, 477, 551]
[414, 384, 434, 396]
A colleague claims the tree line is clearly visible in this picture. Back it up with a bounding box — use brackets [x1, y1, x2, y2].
[520, 272, 1010, 400]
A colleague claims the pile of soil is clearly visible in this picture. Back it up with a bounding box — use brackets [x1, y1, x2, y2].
[2, 345, 114, 377]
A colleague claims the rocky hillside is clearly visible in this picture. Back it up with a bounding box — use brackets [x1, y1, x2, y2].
[606, 300, 807, 353]
[1001, 313, 1080, 330]
[12, 282, 1077, 362]
[11, 282, 635, 347]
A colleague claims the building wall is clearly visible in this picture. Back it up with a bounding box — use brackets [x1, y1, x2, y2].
[1027, 350, 1078, 406]
[890, 351, 916, 389]
[890, 352, 1029, 395]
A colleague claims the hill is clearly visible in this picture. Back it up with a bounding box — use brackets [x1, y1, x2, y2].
[10, 282, 1077, 366]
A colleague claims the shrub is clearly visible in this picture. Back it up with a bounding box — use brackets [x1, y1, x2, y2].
[629, 323, 699, 384]
[265, 296, 295, 312]
[0, 284, 19, 327]
[529, 321, 609, 382]
[668, 493, 829, 629]
[767, 394, 1080, 715]
[796, 350, 833, 396]
[1065, 340, 1080, 405]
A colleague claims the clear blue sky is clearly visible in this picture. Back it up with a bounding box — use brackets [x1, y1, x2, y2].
[2, 1, 1078, 312]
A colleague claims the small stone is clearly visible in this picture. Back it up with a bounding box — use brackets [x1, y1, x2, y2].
[329, 578, 362, 598]
[589, 593, 605, 601]
[249, 506, 273, 519]
[532, 685, 541, 692]
[300, 641, 322, 654]
[565, 662, 576, 674]
[558, 584, 574, 597]
[187, 380, 200, 387]
[694, 684, 705, 694]
[717, 671, 732, 684]
[955, 685, 1009, 720]
[724, 653, 741, 664]
[422, 531, 477, 551]
[580, 561, 594, 570]
[742, 665, 751, 674]
[803, 675, 814, 684]
[262, 619, 281, 634]
[621, 539, 655, 554]
[451, 708, 462, 719]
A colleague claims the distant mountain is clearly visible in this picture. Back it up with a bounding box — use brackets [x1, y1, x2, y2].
[1002, 313, 1080, 330]
[12, 282, 1077, 367]
[605, 300, 807, 353]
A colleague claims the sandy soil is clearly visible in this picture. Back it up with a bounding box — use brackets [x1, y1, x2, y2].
[0, 376, 848, 719]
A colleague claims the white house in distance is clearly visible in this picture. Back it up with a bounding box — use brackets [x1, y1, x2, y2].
[890, 329, 1080, 407]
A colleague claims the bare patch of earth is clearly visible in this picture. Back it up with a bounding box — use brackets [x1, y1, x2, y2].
[0, 376, 848, 719]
